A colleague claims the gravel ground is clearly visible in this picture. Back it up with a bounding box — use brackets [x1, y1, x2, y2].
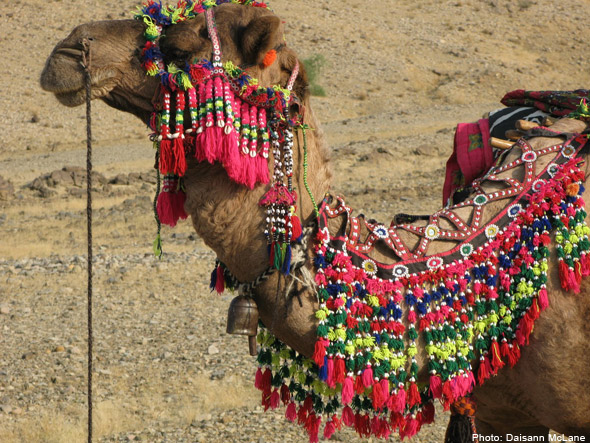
[2, 0, 590, 441]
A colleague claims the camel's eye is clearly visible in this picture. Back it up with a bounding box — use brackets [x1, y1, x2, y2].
[163, 47, 192, 65]
[198, 27, 208, 39]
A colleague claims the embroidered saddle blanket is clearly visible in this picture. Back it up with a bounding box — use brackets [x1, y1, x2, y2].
[255, 129, 590, 442]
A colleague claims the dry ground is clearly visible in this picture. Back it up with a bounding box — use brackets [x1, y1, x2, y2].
[1, 0, 590, 441]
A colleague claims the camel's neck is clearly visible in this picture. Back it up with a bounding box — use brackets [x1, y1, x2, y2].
[182, 104, 331, 283]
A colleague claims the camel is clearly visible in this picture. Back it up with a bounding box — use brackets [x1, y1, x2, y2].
[41, 2, 590, 441]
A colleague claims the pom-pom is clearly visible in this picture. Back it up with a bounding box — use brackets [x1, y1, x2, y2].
[262, 49, 277, 68]
[342, 376, 354, 405]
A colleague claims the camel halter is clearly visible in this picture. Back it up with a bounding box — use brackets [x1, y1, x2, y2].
[137, 1, 308, 277]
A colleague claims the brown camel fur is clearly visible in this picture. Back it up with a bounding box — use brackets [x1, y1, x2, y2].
[41, 3, 590, 439]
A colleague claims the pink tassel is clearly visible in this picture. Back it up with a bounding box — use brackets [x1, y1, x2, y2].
[407, 309, 417, 323]
[380, 379, 390, 404]
[253, 153, 270, 186]
[327, 358, 335, 388]
[285, 402, 296, 422]
[362, 367, 374, 388]
[342, 376, 354, 405]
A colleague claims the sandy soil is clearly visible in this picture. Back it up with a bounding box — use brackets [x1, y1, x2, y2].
[1, 0, 590, 441]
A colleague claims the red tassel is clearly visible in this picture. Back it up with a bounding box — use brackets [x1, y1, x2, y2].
[371, 380, 385, 410]
[401, 417, 419, 440]
[280, 384, 290, 405]
[215, 265, 225, 294]
[291, 214, 303, 240]
[477, 356, 491, 385]
[490, 341, 505, 371]
[334, 357, 346, 384]
[407, 382, 421, 407]
[323, 420, 336, 440]
[507, 343, 520, 367]
[342, 376, 354, 405]
[429, 374, 442, 398]
[261, 368, 271, 392]
[390, 388, 406, 414]
[559, 260, 570, 290]
[500, 341, 511, 358]
[354, 374, 365, 395]
[254, 367, 263, 390]
[342, 405, 354, 427]
[441, 380, 454, 409]
[285, 402, 296, 422]
[312, 339, 327, 367]
[262, 49, 277, 67]
[421, 402, 435, 424]
[172, 137, 186, 176]
[156, 186, 187, 227]
[159, 139, 173, 174]
[269, 389, 280, 409]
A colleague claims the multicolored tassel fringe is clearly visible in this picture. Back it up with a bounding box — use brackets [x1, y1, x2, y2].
[254, 154, 590, 442]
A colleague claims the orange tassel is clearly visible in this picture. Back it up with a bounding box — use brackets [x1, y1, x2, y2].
[262, 49, 277, 67]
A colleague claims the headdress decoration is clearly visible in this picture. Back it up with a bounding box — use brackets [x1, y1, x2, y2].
[137, 0, 304, 270]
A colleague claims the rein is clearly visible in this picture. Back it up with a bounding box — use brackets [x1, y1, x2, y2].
[80, 37, 94, 443]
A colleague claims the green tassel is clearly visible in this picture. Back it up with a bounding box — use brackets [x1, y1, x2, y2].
[273, 243, 283, 269]
[153, 234, 162, 258]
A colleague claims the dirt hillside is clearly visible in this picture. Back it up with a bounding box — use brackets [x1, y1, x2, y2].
[1, 0, 589, 441]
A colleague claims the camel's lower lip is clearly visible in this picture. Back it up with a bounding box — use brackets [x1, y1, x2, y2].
[54, 89, 86, 107]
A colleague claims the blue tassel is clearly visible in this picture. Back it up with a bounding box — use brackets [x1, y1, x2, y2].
[281, 244, 292, 275]
[319, 356, 328, 381]
[209, 264, 218, 291]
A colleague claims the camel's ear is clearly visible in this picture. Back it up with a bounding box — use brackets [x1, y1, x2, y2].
[241, 15, 283, 66]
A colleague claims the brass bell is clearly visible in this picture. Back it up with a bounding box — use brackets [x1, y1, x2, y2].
[226, 295, 259, 356]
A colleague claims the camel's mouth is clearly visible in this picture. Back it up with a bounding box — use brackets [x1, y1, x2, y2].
[41, 47, 118, 107]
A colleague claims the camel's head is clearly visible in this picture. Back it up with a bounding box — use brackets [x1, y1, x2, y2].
[40, 3, 307, 123]
[40, 19, 157, 121]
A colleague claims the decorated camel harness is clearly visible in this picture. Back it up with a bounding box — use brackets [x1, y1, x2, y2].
[136, 1, 590, 441]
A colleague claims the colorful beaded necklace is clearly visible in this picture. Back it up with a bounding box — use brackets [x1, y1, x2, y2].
[136, 0, 303, 269]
